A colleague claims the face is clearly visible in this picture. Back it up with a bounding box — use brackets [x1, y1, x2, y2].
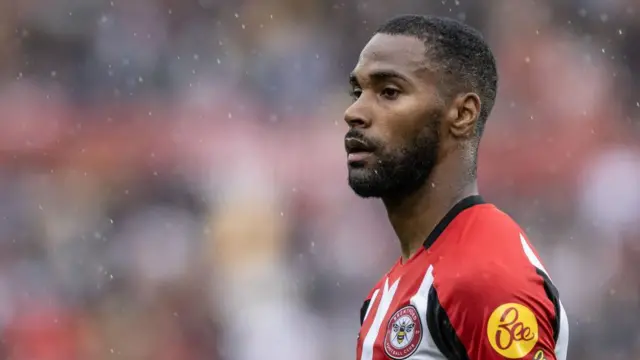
[344, 34, 445, 199]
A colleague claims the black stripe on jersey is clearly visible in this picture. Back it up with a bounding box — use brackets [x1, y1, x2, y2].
[423, 195, 485, 250]
[535, 268, 561, 342]
[360, 299, 371, 326]
[426, 286, 470, 360]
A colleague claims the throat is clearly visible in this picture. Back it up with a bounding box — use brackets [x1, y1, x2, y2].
[384, 179, 478, 263]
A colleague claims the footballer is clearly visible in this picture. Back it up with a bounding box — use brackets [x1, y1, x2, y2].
[344, 15, 569, 360]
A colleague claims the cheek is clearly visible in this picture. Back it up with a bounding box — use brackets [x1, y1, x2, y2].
[376, 97, 442, 147]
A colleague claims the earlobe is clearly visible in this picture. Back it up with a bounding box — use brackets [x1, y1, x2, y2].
[449, 93, 480, 138]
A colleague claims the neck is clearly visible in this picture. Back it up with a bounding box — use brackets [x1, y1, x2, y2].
[383, 163, 478, 263]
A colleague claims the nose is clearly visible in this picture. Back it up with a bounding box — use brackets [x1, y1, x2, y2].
[344, 98, 372, 129]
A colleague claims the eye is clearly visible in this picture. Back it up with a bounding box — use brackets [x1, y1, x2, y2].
[380, 87, 400, 100]
[349, 87, 363, 101]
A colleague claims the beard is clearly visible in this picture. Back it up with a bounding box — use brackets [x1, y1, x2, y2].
[347, 121, 440, 200]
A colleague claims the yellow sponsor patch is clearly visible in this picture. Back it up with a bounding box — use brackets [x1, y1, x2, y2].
[533, 349, 547, 360]
[486, 303, 539, 358]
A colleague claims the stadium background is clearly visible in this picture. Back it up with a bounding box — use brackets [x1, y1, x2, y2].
[0, 0, 638, 359]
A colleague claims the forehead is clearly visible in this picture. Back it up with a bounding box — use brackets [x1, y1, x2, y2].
[353, 34, 428, 78]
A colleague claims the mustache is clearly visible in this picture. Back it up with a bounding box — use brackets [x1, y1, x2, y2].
[344, 129, 379, 149]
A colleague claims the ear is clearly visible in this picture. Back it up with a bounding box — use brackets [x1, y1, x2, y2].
[448, 93, 481, 138]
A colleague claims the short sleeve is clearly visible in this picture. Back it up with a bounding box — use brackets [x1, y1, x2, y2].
[426, 263, 561, 360]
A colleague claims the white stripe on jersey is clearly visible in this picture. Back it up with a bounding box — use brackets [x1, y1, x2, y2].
[360, 277, 400, 360]
[409, 265, 448, 360]
[363, 289, 380, 325]
[520, 234, 569, 360]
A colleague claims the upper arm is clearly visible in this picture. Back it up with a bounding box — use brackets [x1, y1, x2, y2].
[427, 261, 567, 360]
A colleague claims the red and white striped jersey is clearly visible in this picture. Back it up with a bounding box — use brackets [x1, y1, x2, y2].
[356, 196, 569, 360]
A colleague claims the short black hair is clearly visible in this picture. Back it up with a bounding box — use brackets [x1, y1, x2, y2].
[376, 15, 498, 137]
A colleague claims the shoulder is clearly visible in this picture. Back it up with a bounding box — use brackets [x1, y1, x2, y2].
[432, 205, 552, 319]
[451, 202, 524, 244]
[427, 206, 569, 360]
[435, 203, 541, 280]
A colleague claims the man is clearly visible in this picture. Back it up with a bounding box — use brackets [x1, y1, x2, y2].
[345, 15, 569, 360]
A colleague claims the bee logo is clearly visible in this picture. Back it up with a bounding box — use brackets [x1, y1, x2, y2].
[393, 320, 415, 344]
[384, 305, 422, 359]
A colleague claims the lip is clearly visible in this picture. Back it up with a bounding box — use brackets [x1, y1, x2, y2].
[345, 137, 375, 154]
[347, 152, 372, 164]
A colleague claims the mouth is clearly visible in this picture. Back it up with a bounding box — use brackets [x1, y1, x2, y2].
[345, 137, 375, 164]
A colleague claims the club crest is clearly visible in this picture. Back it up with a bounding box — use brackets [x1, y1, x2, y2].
[384, 305, 422, 359]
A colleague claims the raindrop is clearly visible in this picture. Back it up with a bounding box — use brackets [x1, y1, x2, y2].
[216, 58, 221, 64]
[524, 57, 530, 63]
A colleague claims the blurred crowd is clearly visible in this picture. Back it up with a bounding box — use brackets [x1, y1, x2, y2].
[0, 0, 638, 359]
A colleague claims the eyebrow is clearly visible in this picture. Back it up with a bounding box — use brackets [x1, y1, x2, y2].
[349, 70, 410, 85]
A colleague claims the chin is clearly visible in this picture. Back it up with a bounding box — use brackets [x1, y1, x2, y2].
[348, 168, 388, 198]
[348, 165, 432, 199]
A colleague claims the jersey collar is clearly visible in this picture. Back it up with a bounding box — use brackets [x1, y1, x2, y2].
[423, 195, 485, 249]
